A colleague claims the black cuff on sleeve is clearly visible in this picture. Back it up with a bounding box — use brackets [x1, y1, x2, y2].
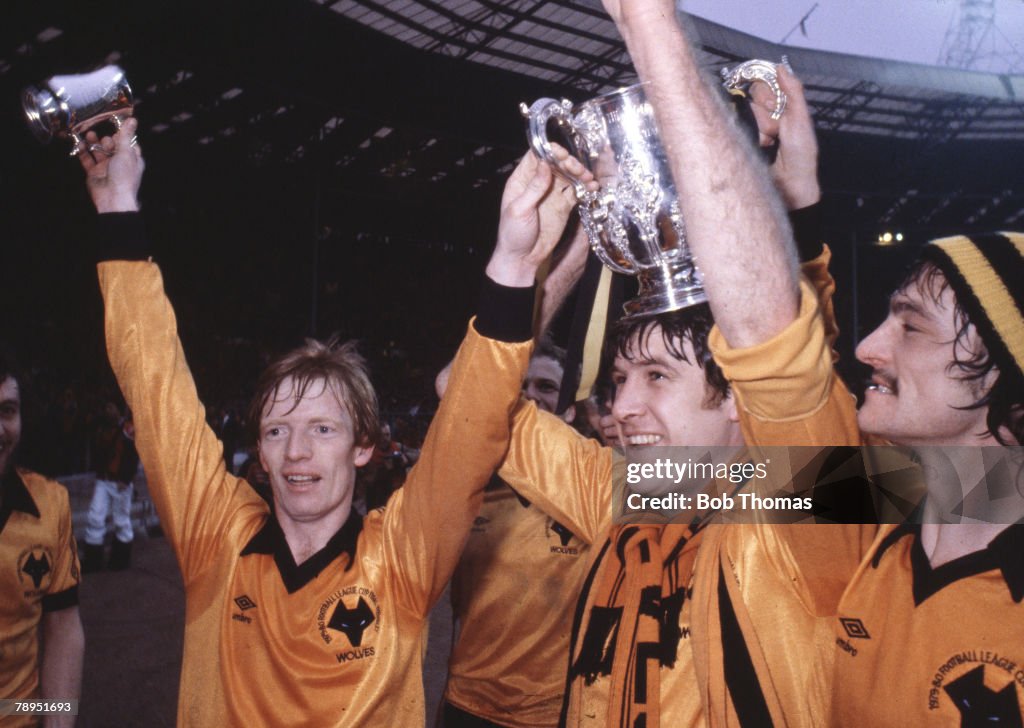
[95, 212, 151, 263]
[41, 585, 79, 613]
[475, 275, 536, 343]
[789, 202, 823, 263]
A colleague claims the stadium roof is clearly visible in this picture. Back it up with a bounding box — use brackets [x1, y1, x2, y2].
[2, 0, 1023, 240]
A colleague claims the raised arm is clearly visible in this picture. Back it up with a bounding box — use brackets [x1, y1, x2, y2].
[386, 151, 591, 612]
[536, 221, 590, 335]
[435, 147, 593, 396]
[430, 154, 611, 543]
[750, 67, 840, 349]
[749, 65, 821, 213]
[80, 120, 262, 578]
[701, 61, 860, 444]
[603, 1, 798, 348]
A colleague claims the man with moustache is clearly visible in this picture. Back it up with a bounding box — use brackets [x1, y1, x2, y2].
[624, 0, 1024, 724]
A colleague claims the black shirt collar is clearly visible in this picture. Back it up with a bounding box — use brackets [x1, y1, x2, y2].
[0, 469, 40, 536]
[988, 524, 1024, 603]
[872, 519, 916, 568]
[873, 507, 1024, 604]
[240, 509, 364, 594]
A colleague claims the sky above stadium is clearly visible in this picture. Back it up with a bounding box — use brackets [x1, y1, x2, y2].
[684, 0, 1024, 73]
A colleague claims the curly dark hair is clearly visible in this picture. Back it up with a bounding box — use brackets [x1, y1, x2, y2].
[604, 303, 730, 410]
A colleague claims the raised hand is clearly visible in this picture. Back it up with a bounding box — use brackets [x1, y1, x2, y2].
[77, 116, 144, 213]
[749, 66, 820, 210]
[486, 147, 594, 287]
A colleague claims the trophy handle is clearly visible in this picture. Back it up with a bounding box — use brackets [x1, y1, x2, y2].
[579, 192, 635, 276]
[519, 97, 591, 197]
[721, 59, 787, 120]
[71, 114, 133, 158]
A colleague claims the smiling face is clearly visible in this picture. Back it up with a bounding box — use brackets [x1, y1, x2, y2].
[610, 325, 741, 449]
[856, 272, 995, 446]
[258, 376, 373, 535]
[0, 377, 21, 477]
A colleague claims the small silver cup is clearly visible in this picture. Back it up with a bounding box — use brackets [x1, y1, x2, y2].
[24, 65, 133, 156]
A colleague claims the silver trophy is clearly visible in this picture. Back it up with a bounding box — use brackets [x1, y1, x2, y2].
[521, 84, 704, 317]
[520, 59, 785, 318]
[23, 65, 133, 156]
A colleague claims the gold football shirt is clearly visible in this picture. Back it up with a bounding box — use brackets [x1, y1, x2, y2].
[0, 469, 80, 728]
[99, 259, 531, 727]
[446, 483, 595, 727]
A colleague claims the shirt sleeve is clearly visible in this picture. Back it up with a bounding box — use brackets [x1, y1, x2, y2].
[98, 256, 265, 582]
[709, 251, 871, 614]
[709, 277, 861, 446]
[497, 400, 614, 545]
[41, 486, 81, 612]
[800, 245, 839, 359]
[380, 275, 535, 618]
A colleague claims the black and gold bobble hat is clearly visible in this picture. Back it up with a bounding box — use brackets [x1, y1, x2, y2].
[920, 232, 1024, 381]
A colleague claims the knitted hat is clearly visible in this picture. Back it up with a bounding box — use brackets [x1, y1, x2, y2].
[920, 232, 1024, 382]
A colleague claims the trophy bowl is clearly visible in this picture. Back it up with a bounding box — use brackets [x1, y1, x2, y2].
[521, 59, 785, 318]
[23, 65, 134, 156]
[521, 83, 705, 318]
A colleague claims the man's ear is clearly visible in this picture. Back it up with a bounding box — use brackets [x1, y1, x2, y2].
[561, 405, 576, 425]
[724, 393, 739, 423]
[354, 442, 374, 467]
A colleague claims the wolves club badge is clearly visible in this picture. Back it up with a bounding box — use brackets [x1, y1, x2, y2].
[329, 597, 375, 646]
[944, 665, 1022, 726]
[317, 586, 382, 655]
[18, 546, 53, 595]
[928, 652, 1024, 724]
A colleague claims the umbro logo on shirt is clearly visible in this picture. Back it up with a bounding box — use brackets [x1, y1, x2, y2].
[840, 617, 871, 640]
[232, 595, 257, 624]
[835, 617, 870, 657]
